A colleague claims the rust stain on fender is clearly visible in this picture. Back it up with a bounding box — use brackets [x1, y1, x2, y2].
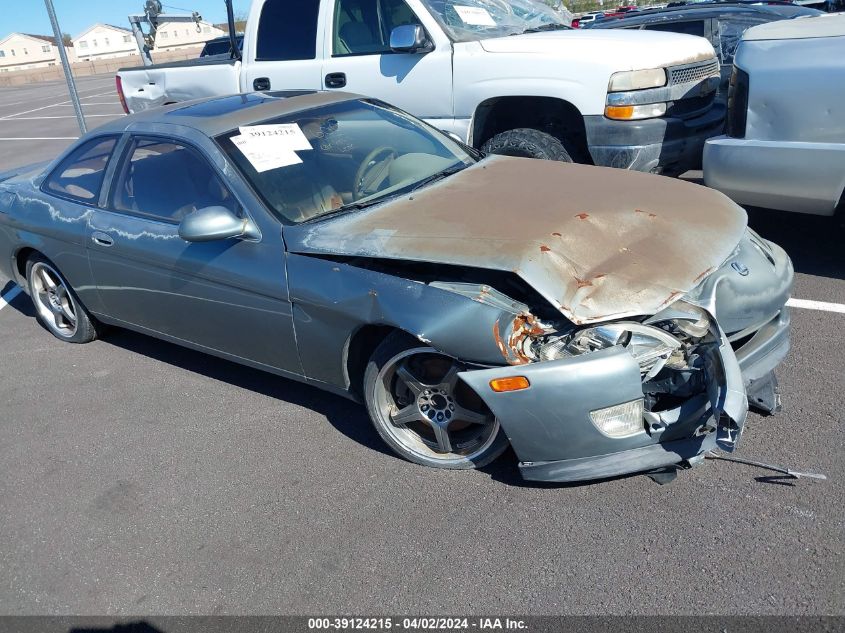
[286, 156, 748, 325]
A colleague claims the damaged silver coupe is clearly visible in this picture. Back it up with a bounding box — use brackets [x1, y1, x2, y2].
[0, 91, 793, 482]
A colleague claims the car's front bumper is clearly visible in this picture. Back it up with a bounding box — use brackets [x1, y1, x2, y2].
[458, 238, 793, 484]
[584, 104, 725, 175]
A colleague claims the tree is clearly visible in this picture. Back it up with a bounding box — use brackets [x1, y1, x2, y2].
[62, 32, 72, 47]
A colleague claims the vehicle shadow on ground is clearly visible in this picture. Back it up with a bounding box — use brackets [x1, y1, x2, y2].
[744, 206, 844, 281]
[101, 326, 398, 460]
[680, 173, 844, 281]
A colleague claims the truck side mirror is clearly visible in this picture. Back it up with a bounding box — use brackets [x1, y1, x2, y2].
[390, 25, 434, 54]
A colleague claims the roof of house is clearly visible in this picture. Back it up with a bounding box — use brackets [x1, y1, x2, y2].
[23, 34, 58, 46]
[73, 23, 132, 42]
[0, 32, 59, 47]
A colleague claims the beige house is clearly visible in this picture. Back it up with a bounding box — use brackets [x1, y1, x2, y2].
[72, 24, 135, 61]
[0, 33, 76, 73]
[153, 21, 226, 52]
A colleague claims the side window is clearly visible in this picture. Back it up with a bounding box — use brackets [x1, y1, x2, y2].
[256, 0, 319, 61]
[644, 20, 705, 37]
[112, 138, 237, 224]
[334, 0, 420, 56]
[43, 137, 118, 204]
[716, 18, 762, 65]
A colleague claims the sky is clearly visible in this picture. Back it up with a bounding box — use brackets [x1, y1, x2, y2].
[0, 0, 251, 39]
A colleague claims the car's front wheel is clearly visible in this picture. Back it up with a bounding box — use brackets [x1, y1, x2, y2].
[364, 332, 508, 469]
[26, 255, 98, 343]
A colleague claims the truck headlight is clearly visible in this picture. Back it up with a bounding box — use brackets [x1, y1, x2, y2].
[608, 68, 667, 92]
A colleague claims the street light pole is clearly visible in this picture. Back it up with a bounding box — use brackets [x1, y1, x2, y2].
[44, 0, 87, 135]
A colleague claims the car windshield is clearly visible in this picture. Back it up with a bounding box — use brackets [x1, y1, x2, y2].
[420, 0, 572, 41]
[216, 99, 477, 224]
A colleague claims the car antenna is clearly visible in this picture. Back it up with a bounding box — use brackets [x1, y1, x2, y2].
[704, 451, 827, 480]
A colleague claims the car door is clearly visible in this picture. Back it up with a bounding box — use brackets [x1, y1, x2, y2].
[37, 135, 121, 314]
[86, 133, 303, 376]
[240, 0, 325, 93]
[322, 0, 453, 123]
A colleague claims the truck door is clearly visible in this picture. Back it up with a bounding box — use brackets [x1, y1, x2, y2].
[241, 0, 325, 93]
[322, 0, 453, 126]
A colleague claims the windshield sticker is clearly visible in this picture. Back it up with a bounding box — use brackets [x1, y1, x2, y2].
[231, 134, 302, 172]
[453, 5, 496, 26]
[238, 123, 313, 151]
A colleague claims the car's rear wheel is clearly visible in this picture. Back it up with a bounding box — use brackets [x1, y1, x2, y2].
[364, 332, 508, 469]
[481, 128, 573, 162]
[26, 255, 97, 343]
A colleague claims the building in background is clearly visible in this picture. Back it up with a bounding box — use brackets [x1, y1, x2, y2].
[153, 21, 226, 52]
[0, 33, 76, 73]
[72, 24, 135, 61]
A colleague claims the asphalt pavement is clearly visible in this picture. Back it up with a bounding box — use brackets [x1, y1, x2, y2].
[0, 76, 843, 615]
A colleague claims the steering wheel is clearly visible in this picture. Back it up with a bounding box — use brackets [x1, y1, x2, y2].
[354, 146, 397, 201]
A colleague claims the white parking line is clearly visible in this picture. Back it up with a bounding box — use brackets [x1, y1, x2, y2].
[0, 285, 22, 311]
[787, 298, 845, 314]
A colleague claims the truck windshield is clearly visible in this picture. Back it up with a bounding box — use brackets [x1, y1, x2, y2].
[216, 99, 478, 224]
[420, 0, 572, 41]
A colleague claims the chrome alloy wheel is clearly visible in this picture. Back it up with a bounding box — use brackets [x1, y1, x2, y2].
[373, 347, 500, 463]
[29, 261, 78, 339]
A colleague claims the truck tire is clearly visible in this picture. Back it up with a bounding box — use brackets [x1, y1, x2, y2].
[481, 128, 573, 162]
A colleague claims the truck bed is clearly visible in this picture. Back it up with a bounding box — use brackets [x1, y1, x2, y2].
[118, 55, 242, 113]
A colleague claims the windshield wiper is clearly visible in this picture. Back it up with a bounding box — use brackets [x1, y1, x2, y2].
[520, 23, 571, 33]
[301, 198, 384, 224]
[409, 163, 468, 193]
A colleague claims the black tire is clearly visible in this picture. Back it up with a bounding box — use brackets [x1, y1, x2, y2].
[363, 331, 509, 470]
[480, 128, 573, 162]
[26, 254, 98, 344]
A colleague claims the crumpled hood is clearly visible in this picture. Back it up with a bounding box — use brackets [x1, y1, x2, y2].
[478, 29, 715, 71]
[285, 156, 747, 325]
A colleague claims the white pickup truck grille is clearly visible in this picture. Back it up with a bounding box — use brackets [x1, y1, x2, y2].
[668, 59, 720, 86]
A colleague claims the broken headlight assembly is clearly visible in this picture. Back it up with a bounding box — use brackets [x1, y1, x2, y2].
[532, 301, 714, 436]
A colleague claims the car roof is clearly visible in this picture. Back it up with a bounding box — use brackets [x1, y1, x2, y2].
[95, 90, 362, 138]
[587, 1, 820, 25]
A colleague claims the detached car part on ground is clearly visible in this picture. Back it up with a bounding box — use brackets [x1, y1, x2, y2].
[0, 92, 793, 483]
[704, 14, 845, 216]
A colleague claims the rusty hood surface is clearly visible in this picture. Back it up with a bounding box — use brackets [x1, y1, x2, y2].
[285, 156, 747, 325]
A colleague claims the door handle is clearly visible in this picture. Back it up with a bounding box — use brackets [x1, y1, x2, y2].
[325, 72, 347, 89]
[92, 231, 114, 247]
[253, 77, 271, 91]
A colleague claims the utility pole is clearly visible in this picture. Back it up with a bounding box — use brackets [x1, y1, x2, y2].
[44, 0, 87, 134]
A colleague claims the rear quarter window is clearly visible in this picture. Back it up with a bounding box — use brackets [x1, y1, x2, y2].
[42, 136, 118, 205]
[256, 0, 320, 61]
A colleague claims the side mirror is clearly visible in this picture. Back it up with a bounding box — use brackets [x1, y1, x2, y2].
[178, 206, 259, 242]
[390, 25, 433, 54]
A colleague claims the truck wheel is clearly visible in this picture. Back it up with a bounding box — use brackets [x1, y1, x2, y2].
[481, 128, 573, 162]
[364, 331, 508, 470]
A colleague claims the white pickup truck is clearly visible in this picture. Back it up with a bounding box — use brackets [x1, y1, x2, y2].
[117, 0, 724, 173]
